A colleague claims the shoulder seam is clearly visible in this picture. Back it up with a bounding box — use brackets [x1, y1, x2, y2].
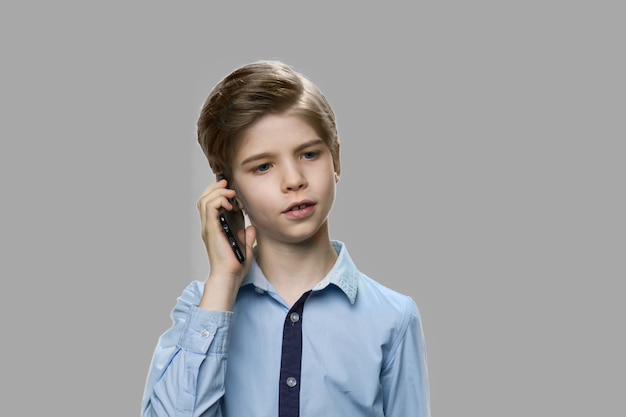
[381, 296, 416, 370]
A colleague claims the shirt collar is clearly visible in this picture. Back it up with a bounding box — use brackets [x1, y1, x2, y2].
[241, 240, 359, 304]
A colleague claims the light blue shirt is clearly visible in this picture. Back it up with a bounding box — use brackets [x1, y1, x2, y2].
[141, 241, 430, 417]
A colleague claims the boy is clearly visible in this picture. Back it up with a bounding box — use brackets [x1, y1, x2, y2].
[141, 60, 430, 417]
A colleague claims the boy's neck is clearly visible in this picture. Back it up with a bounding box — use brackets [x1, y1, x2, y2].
[255, 232, 338, 307]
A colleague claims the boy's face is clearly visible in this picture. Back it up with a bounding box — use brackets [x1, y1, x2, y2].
[231, 113, 337, 245]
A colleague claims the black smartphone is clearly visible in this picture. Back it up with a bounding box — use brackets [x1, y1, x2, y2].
[216, 173, 246, 264]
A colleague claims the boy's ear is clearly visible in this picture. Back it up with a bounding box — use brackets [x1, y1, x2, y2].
[332, 142, 341, 178]
[234, 196, 245, 212]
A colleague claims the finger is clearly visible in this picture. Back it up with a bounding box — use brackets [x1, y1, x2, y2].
[197, 181, 236, 208]
[196, 184, 211, 229]
[243, 225, 257, 265]
[196, 182, 236, 225]
[196, 180, 226, 213]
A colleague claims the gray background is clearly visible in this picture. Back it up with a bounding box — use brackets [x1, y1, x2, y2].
[2, 1, 624, 416]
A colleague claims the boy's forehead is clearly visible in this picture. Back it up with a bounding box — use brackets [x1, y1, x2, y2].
[235, 114, 323, 155]
[243, 113, 314, 136]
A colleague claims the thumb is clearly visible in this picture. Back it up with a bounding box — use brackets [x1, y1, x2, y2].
[243, 225, 256, 261]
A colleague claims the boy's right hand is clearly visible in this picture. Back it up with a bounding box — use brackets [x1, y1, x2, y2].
[196, 179, 256, 311]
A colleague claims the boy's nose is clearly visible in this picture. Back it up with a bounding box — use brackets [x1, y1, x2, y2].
[282, 167, 307, 192]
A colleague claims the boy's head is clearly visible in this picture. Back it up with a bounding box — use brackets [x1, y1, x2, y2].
[197, 60, 340, 180]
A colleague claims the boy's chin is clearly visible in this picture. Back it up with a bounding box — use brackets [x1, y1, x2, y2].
[285, 226, 329, 245]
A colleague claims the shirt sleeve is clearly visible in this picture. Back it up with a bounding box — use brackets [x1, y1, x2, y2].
[141, 281, 232, 417]
[380, 297, 431, 417]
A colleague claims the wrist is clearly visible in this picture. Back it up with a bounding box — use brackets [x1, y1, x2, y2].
[198, 273, 241, 312]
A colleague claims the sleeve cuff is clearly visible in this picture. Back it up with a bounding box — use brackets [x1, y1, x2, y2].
[177, 306, 233, 354]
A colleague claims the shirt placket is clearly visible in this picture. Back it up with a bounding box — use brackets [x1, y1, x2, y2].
[278, 290, 312, 417]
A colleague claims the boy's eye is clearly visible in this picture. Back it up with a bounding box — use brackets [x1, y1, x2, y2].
[255, 163, 271, 173]
[302, 151, 319, 160]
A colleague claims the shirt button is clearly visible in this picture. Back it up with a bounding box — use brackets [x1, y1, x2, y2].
[289, 312, 300, 323]
[286, 377, 298, 388]
[200, 329, 210, 339]
[254, 287, 265, 294]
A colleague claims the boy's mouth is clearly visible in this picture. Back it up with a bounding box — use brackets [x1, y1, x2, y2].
[284, 201, 315, 212]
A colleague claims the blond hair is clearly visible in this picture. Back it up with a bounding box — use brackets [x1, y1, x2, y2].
[197, 60, 340, 178]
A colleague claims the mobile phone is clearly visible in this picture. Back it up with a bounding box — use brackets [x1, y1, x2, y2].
[216, 173, 246, 264]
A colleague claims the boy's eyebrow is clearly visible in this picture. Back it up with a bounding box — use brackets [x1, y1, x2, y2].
[240, 139, 325, 165]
